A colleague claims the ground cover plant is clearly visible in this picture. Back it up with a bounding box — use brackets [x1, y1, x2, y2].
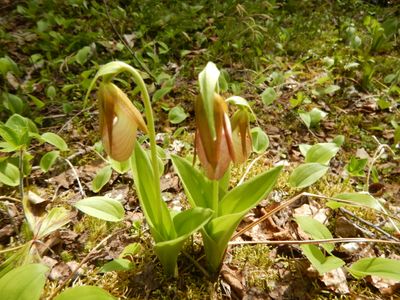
[0, 0, 400, 299]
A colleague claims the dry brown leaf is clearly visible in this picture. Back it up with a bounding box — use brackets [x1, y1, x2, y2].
[320, 267, 350, 294]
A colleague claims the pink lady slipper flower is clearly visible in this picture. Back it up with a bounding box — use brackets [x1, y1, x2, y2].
[98, 81, 148, 161]
[231, 109, 252, 164]
[195, 93, 235, 180]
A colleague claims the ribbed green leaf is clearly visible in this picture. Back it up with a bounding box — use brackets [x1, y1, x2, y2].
[171, 155, 213, 208]
[41, 132, 68, 151]
[54, 286, 115, 300]
[40, 150, 59, 172]
[348, 257, 400, 280]
[91, 165, 112, 193]
[327, 192, 381, 210]
[0, 160, 19, 186]
[289, 163, 329, 188]
[74, 197, 124, 222]
[295, 216, 334, 253]
[0, 263, 49, 300]
[305, 143, 339, 164]
[301, 244, 345, 274]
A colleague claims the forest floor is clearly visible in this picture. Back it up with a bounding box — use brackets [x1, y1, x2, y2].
[0, 1, 400, 299]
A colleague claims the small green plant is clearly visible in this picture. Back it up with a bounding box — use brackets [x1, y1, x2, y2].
[0, 114, 69, 191]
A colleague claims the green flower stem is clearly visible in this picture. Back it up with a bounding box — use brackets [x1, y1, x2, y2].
[212, 179, 219, 213]
[125, 68, 161, 195]
[18, 149, 24, 200]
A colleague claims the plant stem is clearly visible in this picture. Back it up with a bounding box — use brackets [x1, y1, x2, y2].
[212, 180, 219, 213]
[18, 149, 24, 200]
[126, 67, 162, 216]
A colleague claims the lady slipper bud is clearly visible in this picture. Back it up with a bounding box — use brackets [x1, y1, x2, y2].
[195, 93, 235, 180]
[98, 82, 147, 161]
[231, 109, 252, 164]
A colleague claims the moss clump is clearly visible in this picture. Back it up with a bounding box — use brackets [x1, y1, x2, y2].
[230, 244, 277, 290]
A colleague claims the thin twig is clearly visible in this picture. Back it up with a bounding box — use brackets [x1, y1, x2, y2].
[181, 251, 211, 279]
[62, 158, 86, 198]
[231, 192, 400, 241]
[0, 196, 21, 202]
[232, 192, 305, 240]
[229, 237, 400, 246]
[364, 138, 399, 234]
[47, 228, 126, 300]
[340, 207, 399, 242]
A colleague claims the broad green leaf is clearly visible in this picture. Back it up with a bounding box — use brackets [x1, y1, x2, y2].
[152, 86, 172, 102]
[305, 143, 339, 165]
[0, 263, 49, 300]
[202, 166, 282, 273]
[0, 141, 19, 152]
[301, 244, 345, 274]
[225, 96, 251, 109]
[346, 157, 368, 177]
[348, 257, 400, 281]
[75, 46, 92, 65]
[0, 125, 19, 149]
[74, 197, 124, 222]
[0, 243, 33, 279]
[36, 207, 71, 239]
[41, 132, 68, 151]
[171, 155, 213, 208]
[3, 93, 25, 114]
[323, 84, 340, 94]
[219, 165, 282, 216]
[309, 108, 327, 127]
[27, 94, 45, 109]
[100, 258, 133, 273]
[299, 144, 312, 157]
[109, 157, 130, 174]
[54, 286, 115, 300]
[130, 142, 173, 241]
[327, 192, 381, 210]
[198, 62, 220, 139]
[173, 207, 214, 237]
[91, 165, 112, 193]
[299, 110, 311, 128]
[289, 163, 329, 188]
[295, 216, 334, 253]
[261, 87, 277, 105]
[46, 86, 56, 99]
[0, 56, 19, 75]
[299, 108, 327, 128]
[0, 160, 20, 186]
[6, 114, 38, 134]
[332, 135, 345, 147]
[250, 127, 269, 154]
[154, 207, 213, 277]
[119, 243, 141, 259]
[168, 106, 187, 124]
[40, 150, 59, 172]
[202, 214, 242, 273]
